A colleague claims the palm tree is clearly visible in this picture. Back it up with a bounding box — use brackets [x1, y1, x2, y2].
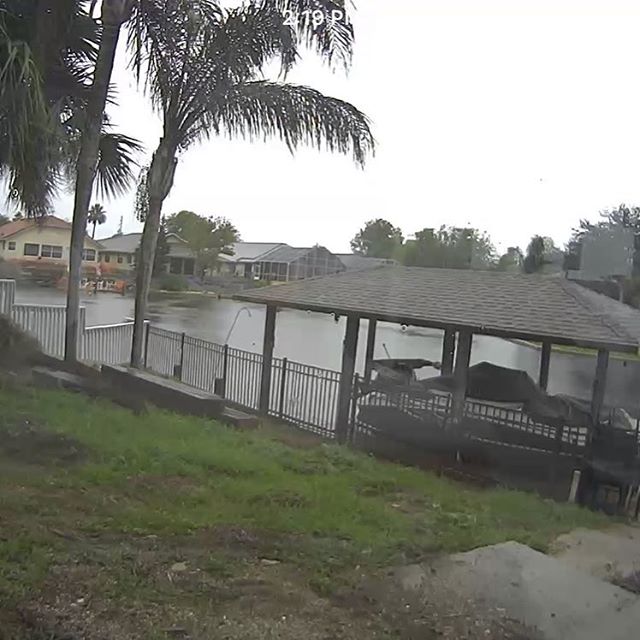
[66, 0, 139, 361]
[0, 1, 140, 214]
[1, 2, 141, 360]
[87, 203, 107, 238]
[129, 0, 374, 366]
[53, 0, 358, 361]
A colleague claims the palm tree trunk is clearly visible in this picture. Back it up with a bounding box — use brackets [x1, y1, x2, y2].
[64, 22, 122, 362]
[131, 196, 162, 368]
[131, 139, 177, 367]
[92, 220, 97, 239]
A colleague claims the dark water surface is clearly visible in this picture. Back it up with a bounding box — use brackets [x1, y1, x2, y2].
[14, 285, 640, 412]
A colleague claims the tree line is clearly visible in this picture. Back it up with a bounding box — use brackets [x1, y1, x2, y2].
[350, 218, 564, 274]
[0, 0, 374, 365]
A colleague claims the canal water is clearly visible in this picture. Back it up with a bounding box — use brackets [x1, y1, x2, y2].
[14, 284, 640, 412]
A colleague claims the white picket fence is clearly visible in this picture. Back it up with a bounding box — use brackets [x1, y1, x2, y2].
[1, 279, 135, 365]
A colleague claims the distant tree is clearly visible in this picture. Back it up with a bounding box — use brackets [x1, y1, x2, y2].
[400, 226, 496, 270]
[351, 219, 404, 258]
[565, 203, 640, 272]
[12, 212, 23, 221]
[0, 215, 9, 226]
[497, 246, 523, 272]
[523, 236, 553, 273]
[523, 236, 545, 273]
[165, 211, 239, 278]
[135, 219, 169, 278]
[87, 204, 107, 239]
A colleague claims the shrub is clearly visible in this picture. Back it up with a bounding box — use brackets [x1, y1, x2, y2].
[156, 274, 188, 292]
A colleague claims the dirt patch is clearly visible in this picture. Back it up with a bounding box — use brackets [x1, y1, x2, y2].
[333, 567, 543, 640]
[612, 570, 640, 594]
[0, 422, 87, 467]
[1, 528, 544, 640]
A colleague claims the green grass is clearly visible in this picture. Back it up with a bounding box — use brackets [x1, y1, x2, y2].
[0, 385, 605, 604]
[514, 338, 640, 361]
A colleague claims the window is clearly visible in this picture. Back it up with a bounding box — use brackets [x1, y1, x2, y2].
[83, 248, 96, 262]
[127, 254, 133, 264]
[117, 254, 124, 264]
[23, 243, 39, 256]
[104, 254, 111, 263]
[8, 241, 16, 250]
[40, 244, 63, 259]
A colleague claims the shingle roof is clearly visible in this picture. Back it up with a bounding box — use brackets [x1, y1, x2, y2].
[235, 266, 640, 352]
[98, 233, 141, 253]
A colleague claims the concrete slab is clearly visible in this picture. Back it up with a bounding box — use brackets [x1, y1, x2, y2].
[32, 367, 89, 393]
[101, 364, 224, 418]
[551, 526, 640, 586]
[394, 541, 640, 640]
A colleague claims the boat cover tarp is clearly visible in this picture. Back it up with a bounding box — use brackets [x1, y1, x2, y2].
[398, 361, 592, 429]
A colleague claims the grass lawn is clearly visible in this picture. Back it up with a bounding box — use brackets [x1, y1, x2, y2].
[513, 338, 640, 361]
[0, 384, 606, 639]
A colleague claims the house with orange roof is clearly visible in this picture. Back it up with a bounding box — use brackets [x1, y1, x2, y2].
[0, 216, 102, 278]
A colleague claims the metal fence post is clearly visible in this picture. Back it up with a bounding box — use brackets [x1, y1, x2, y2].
[143, 323, 151, 367]
[349, 374, 360, 443]
[176, 332, 186, 381]
[221, 344, 229, 399]
[278, 358, 288, 418]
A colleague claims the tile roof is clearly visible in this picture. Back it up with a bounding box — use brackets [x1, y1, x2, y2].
[0, 215, 71, 239]
[235, 266, 640, 352]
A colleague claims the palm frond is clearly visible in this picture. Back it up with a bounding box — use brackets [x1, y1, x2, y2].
[203, 81, 374, 166]
[95, 131, 144, 199]
[0, 0, 103, 215]
[129, 0, 298, 127]
[273, 0, 355, 68]
[0, 19, 59, 215]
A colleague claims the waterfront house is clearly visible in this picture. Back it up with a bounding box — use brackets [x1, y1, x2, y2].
[217, 242, 345, 282]
[0, 216, 102, 279]
[98, 232, 196, 276]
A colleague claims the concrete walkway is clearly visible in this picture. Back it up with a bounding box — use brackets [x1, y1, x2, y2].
[394, 536, 640, 640]
[551, 526, 640, 589]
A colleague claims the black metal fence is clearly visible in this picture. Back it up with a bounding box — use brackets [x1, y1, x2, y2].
[144, 326, 340, 437]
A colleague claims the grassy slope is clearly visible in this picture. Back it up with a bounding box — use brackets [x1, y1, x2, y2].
[0, 386, 604, 605]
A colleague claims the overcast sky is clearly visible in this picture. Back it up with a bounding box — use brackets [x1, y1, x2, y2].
[52, 0, 640, 254]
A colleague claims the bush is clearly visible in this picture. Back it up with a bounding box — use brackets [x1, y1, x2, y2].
[156, 274, 188, 292]
[0, 317, 43, 369]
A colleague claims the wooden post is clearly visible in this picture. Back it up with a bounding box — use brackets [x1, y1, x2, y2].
[259, 305, 277, 414]
[364, 319, 377, 382]
[590, 349, 609, 425]
[336, 315, 360, 443]
[441, 328, 456, 376]
[451, 330, 473, 423]
[539, 341, 551, 390]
